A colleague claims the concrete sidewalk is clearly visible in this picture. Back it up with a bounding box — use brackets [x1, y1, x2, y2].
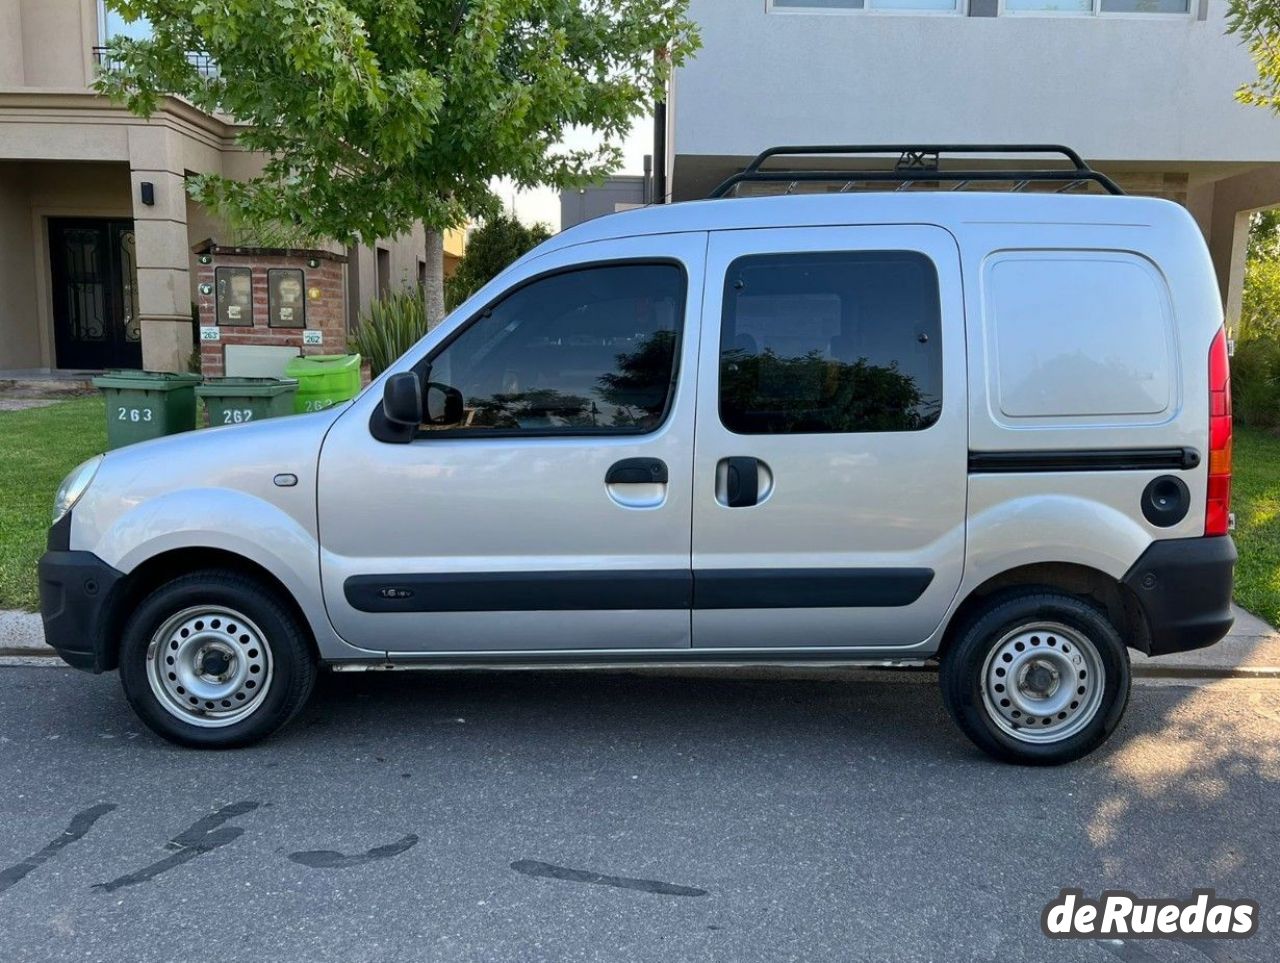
[5, 604, 1279, 676]
[1129, 605, 1280, 676]
[0, 609, 45, 656]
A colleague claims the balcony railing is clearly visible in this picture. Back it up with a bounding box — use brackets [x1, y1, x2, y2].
[92, 46, 219, 79]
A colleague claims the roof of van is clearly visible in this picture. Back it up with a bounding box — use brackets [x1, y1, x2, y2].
[539, 192, 1193, 257]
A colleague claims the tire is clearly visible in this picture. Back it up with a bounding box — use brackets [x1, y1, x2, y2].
[939, 589, 1131, 765]
[118, 569, 317, 748]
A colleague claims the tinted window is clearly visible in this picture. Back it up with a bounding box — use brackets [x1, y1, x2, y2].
[719, 251, 942, 434]
[421, 263, 684, 435]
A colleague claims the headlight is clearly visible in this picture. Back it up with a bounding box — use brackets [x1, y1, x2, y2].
[52, 455, 103, 524]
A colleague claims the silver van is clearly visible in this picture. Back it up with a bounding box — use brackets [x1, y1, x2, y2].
[39, 146, 1236, 764]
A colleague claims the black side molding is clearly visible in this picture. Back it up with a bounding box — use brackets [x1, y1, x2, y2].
[692, 568, 933, 610]
[344, 567, 935, 614]
[345, 571, 692, 614]
[969, 447, 1200, 474]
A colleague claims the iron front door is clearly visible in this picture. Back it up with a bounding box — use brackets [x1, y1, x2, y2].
[49, 218, 142, 370]
[317, 232, 706, 654]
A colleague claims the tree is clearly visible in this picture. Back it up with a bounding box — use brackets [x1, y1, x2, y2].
[96, 0, 699, 322]
[1242, 253, 1280, 340]
[444, 213, 552, 310]
[1250, 208, 1280, 261]
[1228, 1, 1280, 113]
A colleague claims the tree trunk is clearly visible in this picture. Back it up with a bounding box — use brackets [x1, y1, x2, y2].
[423, 227, 446, 328]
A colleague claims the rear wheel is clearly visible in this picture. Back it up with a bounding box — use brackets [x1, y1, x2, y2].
[119, 570, 317, 748]
[939, 590, 1131, 765]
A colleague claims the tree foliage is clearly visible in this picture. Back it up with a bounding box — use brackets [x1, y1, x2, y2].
[444, 212, 551, 309]
[1228, 0, 1280, 112]
[1223, 9, 1280, 425]
[1250, 208, 1280, 261]
[96, 0, 699, 245]
[1243, 210, 1280, 342]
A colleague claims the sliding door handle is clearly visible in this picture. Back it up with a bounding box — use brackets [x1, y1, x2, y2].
[606, 457, 668, 485]
[723, 456, 759, 508]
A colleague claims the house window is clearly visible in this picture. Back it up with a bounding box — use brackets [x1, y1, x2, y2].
[1096, 0, 1190, 10]
[98, 2, 153, 44]
[1003, 0, 1189, 12]
[96, 2, 218, 76]
[770, 0, 963, 12]
[719, 251, 942, 435]
[376, 247, 391, 298]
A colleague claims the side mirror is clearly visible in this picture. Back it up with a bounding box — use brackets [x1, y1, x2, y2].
[425, 382, 464, 426]
[370, 372, 423, 444]
[382, 372, 422, 427]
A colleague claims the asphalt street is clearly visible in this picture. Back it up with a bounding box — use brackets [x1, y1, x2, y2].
[0, 665, 1277, 963]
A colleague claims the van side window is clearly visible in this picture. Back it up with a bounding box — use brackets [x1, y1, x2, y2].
[420, 263, 685, 435]
[718, 251, 942, 435]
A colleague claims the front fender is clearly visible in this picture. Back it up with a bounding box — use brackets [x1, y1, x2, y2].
[84, 488, 373, 660]
[104, 488, 315, 594]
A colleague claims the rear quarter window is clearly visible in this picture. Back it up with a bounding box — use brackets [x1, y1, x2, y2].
[982, 251, 1178, 426]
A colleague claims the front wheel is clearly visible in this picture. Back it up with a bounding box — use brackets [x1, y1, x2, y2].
[939, 590, 1131, 765]
[119, 570, 317, 748]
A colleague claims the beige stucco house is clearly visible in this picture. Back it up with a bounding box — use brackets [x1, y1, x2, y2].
[0, 0, 463, 374]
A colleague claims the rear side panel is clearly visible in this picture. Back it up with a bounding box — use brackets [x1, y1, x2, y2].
[957, 202, 1220, 595]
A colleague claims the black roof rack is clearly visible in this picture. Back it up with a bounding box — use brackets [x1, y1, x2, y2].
[707, 144, 1125, 198]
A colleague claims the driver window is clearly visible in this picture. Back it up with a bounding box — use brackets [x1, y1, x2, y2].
[421, 262, 685, 435]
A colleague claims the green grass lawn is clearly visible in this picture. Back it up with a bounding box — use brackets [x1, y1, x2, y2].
[2, 399, 1280, 624]
[0, 396, 106, 611]
[1231, 427, 1280, 627]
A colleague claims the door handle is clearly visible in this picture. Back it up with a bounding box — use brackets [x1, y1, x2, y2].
[606, 457, 668, 485]
[723, 456, 759, 508]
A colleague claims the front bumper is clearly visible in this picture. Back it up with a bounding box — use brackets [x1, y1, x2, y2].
[38, 546, 123, 673]
[1122, 536, 1237, 657]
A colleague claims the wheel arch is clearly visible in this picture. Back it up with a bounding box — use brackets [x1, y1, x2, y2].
[98, 547, 319, 672]
[937, 562, 1152, 661]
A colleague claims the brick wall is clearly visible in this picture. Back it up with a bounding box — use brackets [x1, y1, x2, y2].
[194, 245, 348, 378]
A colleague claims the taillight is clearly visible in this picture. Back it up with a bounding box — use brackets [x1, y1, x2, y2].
[1206, 327, 1232, 536]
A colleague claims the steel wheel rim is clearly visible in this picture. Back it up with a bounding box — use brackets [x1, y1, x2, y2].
[979, 621, 1106, 744]
[145, 605, 274, 728]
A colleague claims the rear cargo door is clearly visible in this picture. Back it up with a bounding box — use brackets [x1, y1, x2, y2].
[690, 225, 967, 650]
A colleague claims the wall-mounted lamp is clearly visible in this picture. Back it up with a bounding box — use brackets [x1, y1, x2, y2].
[140, 181, 155, 206]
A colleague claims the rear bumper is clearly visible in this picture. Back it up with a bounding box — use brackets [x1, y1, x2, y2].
[38, 548, 123, 673]
[1122, 536, 1237, 657]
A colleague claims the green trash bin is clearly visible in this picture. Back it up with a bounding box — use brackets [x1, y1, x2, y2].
[196, 377, 299, 428]
[283, 353, 363, 414]
[92, 370, 201, 450]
